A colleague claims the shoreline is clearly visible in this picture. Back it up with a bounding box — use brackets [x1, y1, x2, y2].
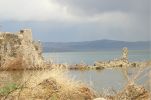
[0, 59, 150, 71]
[1, 29, 150, 99]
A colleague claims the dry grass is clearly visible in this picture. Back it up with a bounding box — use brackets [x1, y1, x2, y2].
[149, 70, 151, 98]
[0, 68, 95, 100]
[0, 64, 150, 100]
[95, 64, 151, 100]
[116, 66, 150, 100]
[113, 82, 150, 100]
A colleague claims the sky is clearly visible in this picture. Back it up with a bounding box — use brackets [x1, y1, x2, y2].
[0, 0, 150, 42]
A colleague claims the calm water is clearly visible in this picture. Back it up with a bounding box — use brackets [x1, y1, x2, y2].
[68, 67, 151, 92]
[43, 50, 151, 64]
[0, 50, 150, 93]
[43, 50, 151, 92]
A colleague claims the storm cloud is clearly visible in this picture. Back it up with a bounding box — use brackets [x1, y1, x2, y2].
[0, 0, 150, 42]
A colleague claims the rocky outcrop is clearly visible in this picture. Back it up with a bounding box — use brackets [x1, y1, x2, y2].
[94, 47, 140, 68]
[0, 29, 44, 70]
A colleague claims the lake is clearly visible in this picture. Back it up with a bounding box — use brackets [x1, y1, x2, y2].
[0, 50, 150, 93]
[43, 50, 151, 92]
[43, 50, 151, 64]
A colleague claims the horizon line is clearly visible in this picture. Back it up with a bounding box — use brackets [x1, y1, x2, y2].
[41, 39, 151, 43]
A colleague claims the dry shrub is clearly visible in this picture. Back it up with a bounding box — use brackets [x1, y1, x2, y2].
[2, 57, 23, 70]
[30, 68, 95, 100]
[114, 82, 150, 100]
[112, 65, 151, 100]
[149, 70, 151, 98]
[0, 68, 95, 100]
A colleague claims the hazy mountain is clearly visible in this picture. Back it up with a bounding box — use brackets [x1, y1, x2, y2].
[42, 40, 151, 52]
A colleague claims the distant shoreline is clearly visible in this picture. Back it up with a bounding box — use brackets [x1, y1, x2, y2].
[42, 40, 151, 52]
[42, 49, 151, 53]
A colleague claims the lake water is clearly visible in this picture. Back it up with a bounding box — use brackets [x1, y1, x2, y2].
[68, 67, 151, 92]
[43, 50, 151, 65]
[0, 50, 150, 93]
[43, 50, 151, 92]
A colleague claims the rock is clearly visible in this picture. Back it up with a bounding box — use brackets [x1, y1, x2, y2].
[94, 47, 142, 68]
[93, 98, 106, 100]
[122, 47, 128, 61]
[0, 29, 44, 70]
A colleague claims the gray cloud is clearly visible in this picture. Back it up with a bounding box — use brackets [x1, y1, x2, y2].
[53, 0, 150, 16]
[0, 0, 150, 42]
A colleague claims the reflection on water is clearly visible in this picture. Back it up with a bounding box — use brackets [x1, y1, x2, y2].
[68, 67, 151, 92]
[0, 67, 150, 92]
[68, 69, 127, 92]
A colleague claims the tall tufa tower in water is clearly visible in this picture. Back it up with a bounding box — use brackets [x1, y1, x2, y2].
[122, 47, 128, 62]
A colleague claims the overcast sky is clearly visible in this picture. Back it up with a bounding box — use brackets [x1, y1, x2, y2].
[0, 0, 150, 42]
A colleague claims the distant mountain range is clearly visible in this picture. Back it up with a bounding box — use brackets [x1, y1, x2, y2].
[42, 40, 151, 52]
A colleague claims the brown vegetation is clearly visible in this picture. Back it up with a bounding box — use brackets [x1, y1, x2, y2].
[113, 82, 150, 100]
[0, 69, 96, 100]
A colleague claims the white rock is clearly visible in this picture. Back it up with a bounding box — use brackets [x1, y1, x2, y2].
[93, 98, 106, 100]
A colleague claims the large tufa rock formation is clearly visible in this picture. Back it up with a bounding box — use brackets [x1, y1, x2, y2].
[0, 29, 44, 70]
[122, 47, 128, 62]
[94, 47, 140, 68]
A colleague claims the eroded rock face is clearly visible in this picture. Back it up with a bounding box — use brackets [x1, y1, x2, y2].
[122, 47, 128, 61]
[94, 47, 140, 68]
[0, 29, 44, 70]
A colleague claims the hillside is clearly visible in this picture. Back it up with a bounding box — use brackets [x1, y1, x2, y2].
[42, 40, 151, 52]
